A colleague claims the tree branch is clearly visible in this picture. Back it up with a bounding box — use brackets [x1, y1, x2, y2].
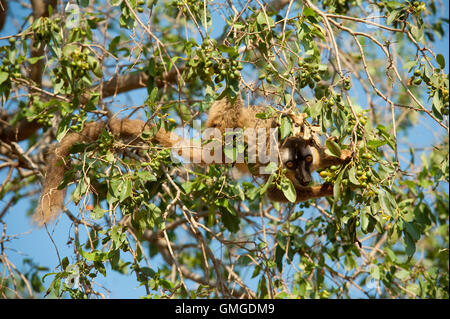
[0, 0, 7, 32]
[0, 66, 184, 144]
[83, 67, 184, 103]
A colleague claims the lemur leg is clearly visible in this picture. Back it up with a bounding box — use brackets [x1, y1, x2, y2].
[316, 148, 353, 170]
[267, 184, 334, 203]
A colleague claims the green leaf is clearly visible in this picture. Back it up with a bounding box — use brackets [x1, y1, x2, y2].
[108, 36, 121, 54]
[110, 178, 132, 203]
[395, 269, 410, 280]
[259, 173, 274, 195]
[73, 177, 90, 203]
[387, 223, 400, 244]
[28, 56, 44, 64]
[0, 72, 9, 85]
[255, 106, 276, 119]
[218, 44, 237, 56]
[403, 60, 417, 72]
[367, 139, 387, 149]
[344, 254, 357, 271]
[31, 273, 44, 293]
[256, 11, 269, 26]
[298, 278, 307, 296]
[370, 265, 380, 280]
[90, 205, 107, 220]
[182, 181, 196, 194]
[432, 93, 443, 120]
[79, 248, 109, 262]
[367, 214, 377, 234]
[436, 54, 445, 69]
[56, 115, 72, 141]
[302, 7, 316, 17]
[80, 0, 90, 8]
[280, 176, 296, 203]
[221, 209, 240, 233]
[378, 189, 393, 216]
[404, 233, 416, 256]
[136, 171, 157, 182]
[258, 275, 268, 298]
[223, 144, 237, 162]
[308, 100, 322, 119]
[149, 86, 158, 103]
[325, 139, 341, 157]
[280, 116, 292, 140]
[333, 167, 345, 199]
[405, 222, 421, 241]
[406, 284, 420, 296]
[386, 9, 400, 25]
[348, 166, 360, 185]
[120, 179, 132, 202]
[410, 25, 424, 42]
[376, 125, 396, 150]
[360, 211, 369, 232]
[61, 257, 69, 270]
[275, 245, 284, 272]
[231, 22, 246, 30]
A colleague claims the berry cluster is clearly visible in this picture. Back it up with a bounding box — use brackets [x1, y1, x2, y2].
[1, 38, 21, 79]
[185, 41, 243, 84]
[172, 0, 201, 15]
[137, 0, 146, 12]
[410, 1, 427, 15]
[52, 47, 100, 88]
[319, 148, 375, 191]
[215, 59, 243, 83]
[296, 60, 324, 89]
[411, 66, 449, 115]
[31, 17, 60, 48]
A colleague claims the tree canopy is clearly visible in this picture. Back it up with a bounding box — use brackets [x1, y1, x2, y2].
[0, 0, 448, 299]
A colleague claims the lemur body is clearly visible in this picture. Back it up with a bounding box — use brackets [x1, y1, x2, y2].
[153, 97, 352, 202]
[34, 97, 351, 225]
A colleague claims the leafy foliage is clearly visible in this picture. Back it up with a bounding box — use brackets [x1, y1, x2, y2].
[0, 0, 448, 299]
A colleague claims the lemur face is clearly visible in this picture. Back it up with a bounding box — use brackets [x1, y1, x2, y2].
[280, 138, 315, 186]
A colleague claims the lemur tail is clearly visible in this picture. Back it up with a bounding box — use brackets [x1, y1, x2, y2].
[33, 118, 160, 226]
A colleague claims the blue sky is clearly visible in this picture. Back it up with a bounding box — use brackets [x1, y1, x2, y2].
[0, 1, 449, 299]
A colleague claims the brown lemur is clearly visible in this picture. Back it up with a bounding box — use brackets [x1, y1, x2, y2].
[156, 97, 352, 202]
[34, 97, 351, 225]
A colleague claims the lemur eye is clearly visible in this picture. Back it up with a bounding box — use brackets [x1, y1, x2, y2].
[285, 160, 295, 169]
[305, 155, 313, 163]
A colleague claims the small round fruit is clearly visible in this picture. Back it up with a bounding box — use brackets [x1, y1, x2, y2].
[413, 78, 422, 85]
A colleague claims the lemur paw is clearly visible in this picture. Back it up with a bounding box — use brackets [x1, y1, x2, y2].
[340, 149, 354, 162]
[327, 136, 339, 143]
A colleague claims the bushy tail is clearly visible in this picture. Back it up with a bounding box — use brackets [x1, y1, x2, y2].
[33, 118, 156, 226]
[33, 122, 106, 225]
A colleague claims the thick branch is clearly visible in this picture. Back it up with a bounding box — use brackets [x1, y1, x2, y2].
[0, 0, 7, 32]
[266, 0, 291, 12]
[0, 113, 41, 143]
[83, 67, 184, 103]
[29, 0, 57, 86]
[1, 67, 183, 144]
